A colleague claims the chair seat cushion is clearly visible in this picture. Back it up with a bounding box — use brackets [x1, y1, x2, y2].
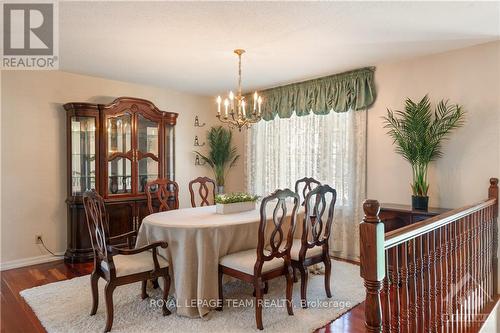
[220, 249, 284, 275]
[290, 239, 323, 260]
[101, 251, 168, 277]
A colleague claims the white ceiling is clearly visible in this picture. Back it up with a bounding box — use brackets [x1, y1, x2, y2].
[60, 1, 500, 96]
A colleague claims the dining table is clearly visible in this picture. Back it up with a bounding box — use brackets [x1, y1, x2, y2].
[135, 203, 304, 318]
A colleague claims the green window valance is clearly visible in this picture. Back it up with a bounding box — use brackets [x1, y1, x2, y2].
[251, 67, 376, 121]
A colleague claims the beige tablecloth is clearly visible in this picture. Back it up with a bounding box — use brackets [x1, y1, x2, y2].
[135, 204, 302, 318]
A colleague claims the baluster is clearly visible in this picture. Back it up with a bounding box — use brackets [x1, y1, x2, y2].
[465, 215, 472, 329]
[482, 211, 489, 308]
[422, 234, 431, 332]
[390, 246, 400, 333]
[449, 222, 457, 332]
[429, 230, 438, 333]
[454, 220, 463, 332]
[468, 215, 475, 328]
[399, 242, 410, 333]
[441, 224, 450, 332]
[456, 219, 463, 333]
[457, 218, 467, 332]
[484, 208, 490, 303]
[472, 213, 480, 326]
[489, 178, 498, 297]
[487, 207, 493, 301]
[408, 239, 418, 333]
[415, 236, 425, 329]
[479, 210, 485, 312]
[437, 226, 446, 333]
[435, 228, 442, 333]
[463, 216, 470, 329]
[383, 250, 391, 333]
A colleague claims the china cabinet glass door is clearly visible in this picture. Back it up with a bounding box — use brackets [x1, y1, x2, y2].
[71, 117, 97, 195]
[136, 114, 160, 193]
[107, 113, 133, 195]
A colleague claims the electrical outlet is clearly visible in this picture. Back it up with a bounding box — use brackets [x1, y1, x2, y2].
[35, 235, 43, 244]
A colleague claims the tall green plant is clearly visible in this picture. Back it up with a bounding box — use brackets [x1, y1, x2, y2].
[195, 126, 240, 186]
[383, 95, 465, 196]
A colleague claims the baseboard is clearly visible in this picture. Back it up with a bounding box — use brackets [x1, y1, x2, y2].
[0, 253, 64, 271]
[330, 252, 360, 264]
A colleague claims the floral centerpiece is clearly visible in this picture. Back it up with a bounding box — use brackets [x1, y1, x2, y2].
[215, 192, 258, 214]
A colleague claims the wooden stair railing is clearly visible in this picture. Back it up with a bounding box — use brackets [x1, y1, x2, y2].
[360, 178, 498, 332]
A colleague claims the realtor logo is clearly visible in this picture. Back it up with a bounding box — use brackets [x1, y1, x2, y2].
[2, 2, 58, 69]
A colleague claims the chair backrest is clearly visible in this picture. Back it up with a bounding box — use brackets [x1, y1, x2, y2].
[83, 190, 110, 261]
[299, 184, 337, 256]
[255, 189, 300, 273]
[188, 176, 216, 207]
[295, 177, 321, 205]
[145, 179, 179, 214]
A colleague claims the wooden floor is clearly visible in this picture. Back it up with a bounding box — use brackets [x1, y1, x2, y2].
[1, 259, 496, 333]
[1, 259, 365, 333]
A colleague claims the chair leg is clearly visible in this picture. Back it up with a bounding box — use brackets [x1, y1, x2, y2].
[162, 274, 171, 316]
[292, 266, 298, 283]
[285, 264, 294, 316]
[104, 282, 116, 333]
[324, 256, 332, 298]
[298, 264, 309, 308]
[90, 272, 99, 315]
[254, 278, 264, 330]
[141, 280, 148, 300]
[152, 278, 159, 289]
[217, 268, 223, 311]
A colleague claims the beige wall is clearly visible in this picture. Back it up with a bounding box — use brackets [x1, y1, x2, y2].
[0, 71, 245, 265]
[367, 41, 500, 208]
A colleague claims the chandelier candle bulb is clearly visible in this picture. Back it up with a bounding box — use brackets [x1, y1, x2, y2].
[229, 91, 235, 112]
[253, 92, 257, 111]
[242, 100, 246, 118]
[224, 99, 229, 118]
[216, 96, 222, 115]
[258, 96, 262, 115]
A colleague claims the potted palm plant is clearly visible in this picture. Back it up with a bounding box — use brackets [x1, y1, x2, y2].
[383, 95, 465, 210]
[195, 126, 240, 193]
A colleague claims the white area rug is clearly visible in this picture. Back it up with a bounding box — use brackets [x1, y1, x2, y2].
[20, 260, 364, 333]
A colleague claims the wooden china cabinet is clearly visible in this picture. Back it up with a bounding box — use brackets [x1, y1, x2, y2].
[63, 97, 178, 263]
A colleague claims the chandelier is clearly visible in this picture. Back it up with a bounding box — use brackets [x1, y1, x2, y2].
[216, 49, 262, 131]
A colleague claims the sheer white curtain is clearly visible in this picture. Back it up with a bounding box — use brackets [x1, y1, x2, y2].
[246, 110, 366, 260]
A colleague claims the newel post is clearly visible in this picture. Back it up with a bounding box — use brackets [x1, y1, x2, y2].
[489, 178, 498, 295]
[360, 199, 385, 332]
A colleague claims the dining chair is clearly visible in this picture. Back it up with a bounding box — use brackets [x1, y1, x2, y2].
[294, 177, 321, 205]
[83, 190, 171, 332]
[217, 189, 300, 330]
[188, 176, 216, 207]
[291, 184, 337, 308]
[145, 179, 179, 214]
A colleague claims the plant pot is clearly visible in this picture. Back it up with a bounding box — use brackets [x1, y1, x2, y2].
[412, 195, 429, 211]
[216, 201, 256, 214]
[217, 185, 225, 194]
